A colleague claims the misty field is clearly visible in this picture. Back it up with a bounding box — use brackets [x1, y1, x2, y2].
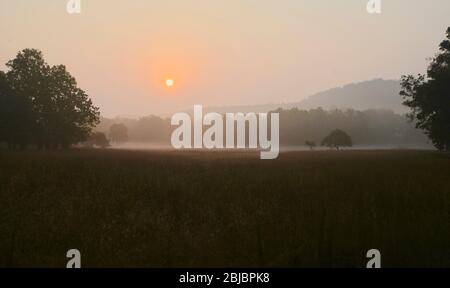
[0, 149, 449, 268]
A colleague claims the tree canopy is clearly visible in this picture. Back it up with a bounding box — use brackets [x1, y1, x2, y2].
[0, 71, 18, 148]
[400, 27, 450, 151]
[84, 132, 110, 149]
[321, 129, 353, 150]
[0, 49, 100, 149]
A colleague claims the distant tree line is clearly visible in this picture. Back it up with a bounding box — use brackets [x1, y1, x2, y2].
[96, 108, 429, 148]
[109, 123, 129, 143]
[96, 116, 171, 144]
[276, 108, 428, 148]
[0, 49, 99, 149]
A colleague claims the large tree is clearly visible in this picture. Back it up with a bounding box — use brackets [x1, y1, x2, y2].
[4, 49, 100, 149]
[400, 27, 450, 151]
[0, 71, 15, 147]
[4, 49, 46, 148]
[47, 64, 100, 148]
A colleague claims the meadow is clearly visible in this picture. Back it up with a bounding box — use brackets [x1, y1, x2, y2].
[0, 149, 449, 267]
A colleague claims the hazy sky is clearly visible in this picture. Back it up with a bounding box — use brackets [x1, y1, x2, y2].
[1, 0, 449, 117]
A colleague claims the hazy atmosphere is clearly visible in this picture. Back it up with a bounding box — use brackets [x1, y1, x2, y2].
[1, 0, 449, 117]
[1, 0, 450, 270]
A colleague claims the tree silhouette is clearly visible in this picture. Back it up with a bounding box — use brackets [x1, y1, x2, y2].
[400, 27, 450, 151]
[2, 49, 100, 149]
[0, 71, 17, 148]
[4, 50, 45, 149]
[321, 129, 352, 150]
[109, 123, 129, 143]
[84, 132, 110, 148]
[305, 140, 316, 150]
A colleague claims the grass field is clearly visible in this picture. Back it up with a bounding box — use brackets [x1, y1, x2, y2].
[0, 149, 449, 267]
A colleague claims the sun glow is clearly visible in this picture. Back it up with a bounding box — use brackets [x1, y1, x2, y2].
[165, 78, 174, 87]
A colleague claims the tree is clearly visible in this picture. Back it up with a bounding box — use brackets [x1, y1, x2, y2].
[109, 123, 129, 143]
[0, 71, 15, 147]
[84, 132, 110, 148]
[0, 72, 8, 141]
[400, 27, 450, 151]
[47, 64, 100, 148]
[321, 129, 352, 150]
[4, 49, 47, 149]
[305, 140, 316, 150]
[4, 49, 100, 149]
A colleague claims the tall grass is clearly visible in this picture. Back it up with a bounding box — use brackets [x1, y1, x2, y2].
[0, 150, 449, 267]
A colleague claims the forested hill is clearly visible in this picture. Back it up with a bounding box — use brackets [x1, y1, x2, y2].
[202, 79, 405, 115]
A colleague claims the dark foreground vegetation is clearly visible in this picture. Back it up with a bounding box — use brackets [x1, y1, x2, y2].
[0, 149, 449, 267]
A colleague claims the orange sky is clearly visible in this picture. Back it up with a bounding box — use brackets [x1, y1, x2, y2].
[1, 0, 449, 117]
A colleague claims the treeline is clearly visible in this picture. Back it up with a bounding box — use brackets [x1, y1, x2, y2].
[0, 49, 99, 149]
[276, 108, 428, 147]
[97, 108, 430, 148]
[97, 115, 171, 144]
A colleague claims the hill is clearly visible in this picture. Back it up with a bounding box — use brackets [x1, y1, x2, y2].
[203, 79, 405, 114]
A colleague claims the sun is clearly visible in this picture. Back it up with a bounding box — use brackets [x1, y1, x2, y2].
[165, 78, 174, 88]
